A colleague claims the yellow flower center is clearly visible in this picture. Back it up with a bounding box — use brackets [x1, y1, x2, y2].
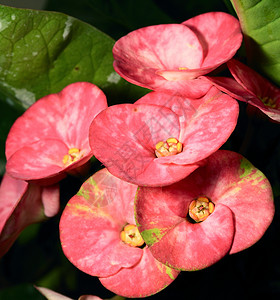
[120, 224, 145, 247]
[189, 196, 215, 222]
[62, 148, 83, 167]
[155, 137, 183, 158]
[261, 96, 278, 109]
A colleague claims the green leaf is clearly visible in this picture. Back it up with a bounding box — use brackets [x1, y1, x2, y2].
[230, 0, 280, 86]
[0, 90, 24, 175]
[0, 5, 147, 110]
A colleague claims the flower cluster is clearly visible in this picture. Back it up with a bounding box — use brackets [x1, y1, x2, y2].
[135, 150, 274, 271]
[0, 11, 276, 299]
[5, 82, 108, 184]
[113, 11, 242, 98]
[60, 168, 180, 298]
[89, 86, 239, 186]
[0, 82, 107, 256]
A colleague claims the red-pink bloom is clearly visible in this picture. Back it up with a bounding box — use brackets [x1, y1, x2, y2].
[0, 173, 59, 257]
[5, 82, 108, 184]
[135, 150, 274, 271]
[206, 59, 280, 122]
[89, 86, 239, 186]
[113, 12, 242, 98]
[59, 168, 179, 298]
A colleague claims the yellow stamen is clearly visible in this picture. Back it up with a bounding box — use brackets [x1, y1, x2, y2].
[208, 202, 215, 214]
[62, 148, 83, 167]
[177, 142, 183, 152]
[68, 148, 80, 155]
[166, 138, 178, 144]
[120, 224, 144, 247]
[261, 96, 277, 108]
[189, 196, 215, 223]
[155, 141, 164, 150]
[155, 137, 183, 158]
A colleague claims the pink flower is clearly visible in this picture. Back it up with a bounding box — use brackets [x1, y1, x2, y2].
[89, 86, 239, 186]
[206, 59, 280, 122]
[59, 168, 179, 298]
[135, 150, 274, 271]
[0, 173, 59, 257]
[113, 12, 242, 98]
[5, 82, 108, 184]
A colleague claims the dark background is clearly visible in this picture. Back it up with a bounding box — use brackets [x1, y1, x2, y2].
[0, 0, 280, 299]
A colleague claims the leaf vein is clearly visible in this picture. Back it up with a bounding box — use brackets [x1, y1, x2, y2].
[251, 15, 280, 32]
[245, 0, 262, 11]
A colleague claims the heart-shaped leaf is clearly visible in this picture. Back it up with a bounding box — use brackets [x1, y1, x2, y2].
[0, 5, 146, 110]
[230, 0, 280, 85]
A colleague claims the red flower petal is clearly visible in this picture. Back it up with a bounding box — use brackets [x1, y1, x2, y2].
[41, 184, 60, 217]
[113, 23, 213, 97]
[207, 59, 280, 122]
[204, 76, 254, 102]
[6, 139, 70, 182]
[135, 150, 274, 270]
[136, 87, 239, 165]
[148, 204, 234, 271]
[183, 12, 242, 70]
[79, 168, 137, 224]
[113, 23, 203, 77]
[6, 82, 107, 181]
[135, 177, 234, 271]
[0, 173, 59, 257]
[61, 169, 179, 296]
[99, 247, 180, 298]
[209, 152, 275, 254]
[60, 169, 142, 278]
[227, 59, 272, 99]
[0, 173, 28, 233]
[181, 150, 274, 254]
[227, 59, 280, 122]
[113, 12, 242, 98]
[90, 103, 200, 186]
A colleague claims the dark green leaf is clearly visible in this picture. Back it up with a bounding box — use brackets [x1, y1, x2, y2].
[45, 0, 173, 39]
[230, 0, 280, 86]
[0, 5, 147, 110]
[45, 0, 229, 39]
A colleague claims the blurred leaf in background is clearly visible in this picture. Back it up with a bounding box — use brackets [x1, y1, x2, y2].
[0, 5, 145, 106]
[45, 0, 173, 39]
[44, 0, 229, 39]
[230, 0, 280, 86]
